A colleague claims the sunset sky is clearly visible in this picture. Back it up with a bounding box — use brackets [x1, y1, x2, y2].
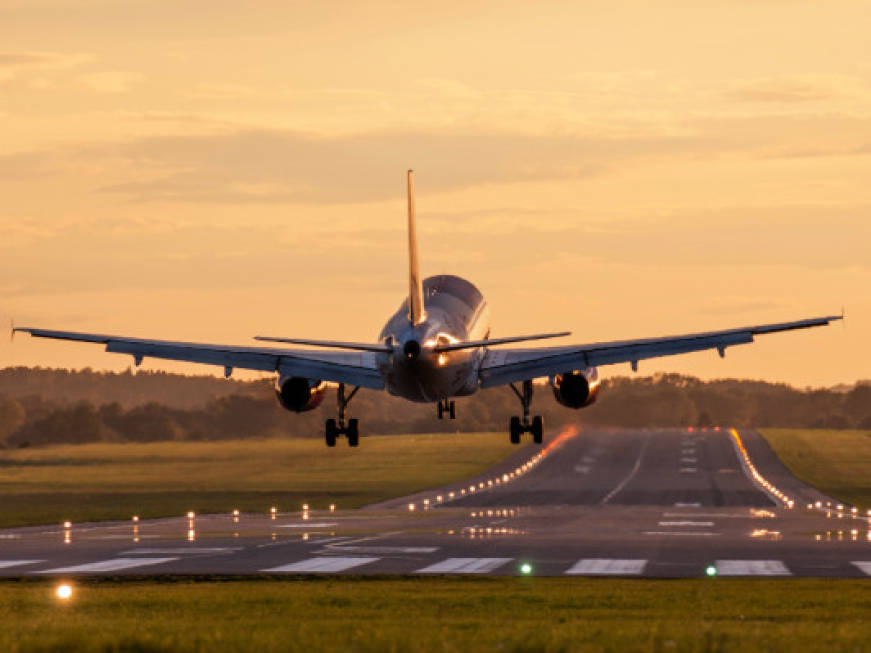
[1, 0, 868, 386]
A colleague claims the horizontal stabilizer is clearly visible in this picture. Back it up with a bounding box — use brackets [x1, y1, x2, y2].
[433, 331, 571, 353]
[253, 336, 392, 353]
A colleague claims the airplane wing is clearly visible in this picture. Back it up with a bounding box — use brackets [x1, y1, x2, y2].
[479, 315, 842, 388]
[12, 328, 385, 390]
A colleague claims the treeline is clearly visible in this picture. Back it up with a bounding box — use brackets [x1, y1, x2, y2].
[0, 368, 869, 447]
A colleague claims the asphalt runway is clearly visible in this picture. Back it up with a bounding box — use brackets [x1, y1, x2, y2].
[1, 427, 869, 578]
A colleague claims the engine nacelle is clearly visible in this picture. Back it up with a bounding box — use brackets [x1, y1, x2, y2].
[275, 376, 326, 413]
[551, 368, 600, 409]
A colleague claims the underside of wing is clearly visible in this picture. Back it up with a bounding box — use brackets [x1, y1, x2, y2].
[13, 328, 385, 390]
[479, 315, 842, 388]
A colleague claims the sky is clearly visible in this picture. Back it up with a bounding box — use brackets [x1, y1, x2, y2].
[1, 0, 868, 387]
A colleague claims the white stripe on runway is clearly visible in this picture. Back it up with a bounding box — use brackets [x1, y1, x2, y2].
[851, 561, 871, 576]
[35, 557, 178, 574]
[119, 548, 240, 555]
[262, 557, 378, 573]
[416, 558, 512, 574]
[715, 560, 791, 576]
[565, 559, 647, 576]
[0, 560, 44, 569]
[658, 521, 714, 527]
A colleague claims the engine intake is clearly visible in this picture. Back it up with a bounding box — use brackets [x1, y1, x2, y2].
[551, 368, 599, 409]
[275, 376, 326, 413]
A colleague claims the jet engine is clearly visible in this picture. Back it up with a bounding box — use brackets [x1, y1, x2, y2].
[275, 376, 326, 413]
[550, 368, 600, 409]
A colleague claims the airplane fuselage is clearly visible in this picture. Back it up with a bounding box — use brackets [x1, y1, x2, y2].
[377, 275, 490, 402]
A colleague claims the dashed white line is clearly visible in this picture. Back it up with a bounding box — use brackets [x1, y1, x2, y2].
[416, 558, 513, 574]
[565, 559, 647, 576]
[262, 557, 379, 573]
[35, 558, 178, 574]
[715, 560, 791, 576]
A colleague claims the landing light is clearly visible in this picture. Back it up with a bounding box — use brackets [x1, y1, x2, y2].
[56, 584, 73, 600]
[705, 565, 717, 577]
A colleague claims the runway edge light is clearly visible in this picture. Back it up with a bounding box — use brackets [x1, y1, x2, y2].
[520, 562, 533, 575]
[705, 565, 718, 577]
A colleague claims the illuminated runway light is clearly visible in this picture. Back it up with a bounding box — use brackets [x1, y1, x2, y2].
[408, 503, 416, 512]
[56, 584, 73, 600]
[329, 504, 336, 512]
[132, 516, 139, 523]
[302, 504, 309, 511]
[436, 495, 443, 503]
[423, 499, 430, 506]
[187, 511, 195, 520]
[63, 531, 71, 544]
[187, 529, 196, 542]
[63, 521, 72, 529]
[519, 562, 533, 575]
[448, 492, 455, 499]
[705, 565, 717, 577]
[478, 482, 484, 489]
[503, 474, 509, 482]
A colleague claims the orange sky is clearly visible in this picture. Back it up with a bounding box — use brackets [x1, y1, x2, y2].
[1, 0, 868, 386]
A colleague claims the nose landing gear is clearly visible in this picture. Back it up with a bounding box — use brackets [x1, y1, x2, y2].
[437, 398, 456, 420]
[509, 380, 544, 445]
[326, 383, 361, 447]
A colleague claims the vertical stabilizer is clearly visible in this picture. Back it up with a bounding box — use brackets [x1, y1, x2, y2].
[407, 169, 425, 325]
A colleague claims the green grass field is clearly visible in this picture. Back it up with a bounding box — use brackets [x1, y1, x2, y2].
[2, 577, 869, 652]
[0, 433, 516, 527]
[759, 429, 871, 510]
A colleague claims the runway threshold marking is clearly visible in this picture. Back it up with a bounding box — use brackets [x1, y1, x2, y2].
[325, 546, 439, 555]
[714, 560, 791, 576]
[851, 562, 871, 576]
[565, 559, 647, 576]
[262, 557, 379, 573]
[0, 560, 44, 569]
[34, 557, 178, 574]
[415, 558, 513, 574]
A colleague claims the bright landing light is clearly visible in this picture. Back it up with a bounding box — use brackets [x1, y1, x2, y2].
[56, 584, 73, 600]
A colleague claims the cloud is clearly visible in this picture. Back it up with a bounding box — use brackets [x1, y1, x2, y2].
[78, 71, 145, 93]
[0, 50, 92, 82]
[727, 75, 864, 103]
[188, 83, 255, 100]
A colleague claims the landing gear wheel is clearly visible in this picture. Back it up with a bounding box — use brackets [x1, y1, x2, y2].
[347, 419, 359, 447]
[449, 401, 456, 420]
[325, 419, 338, 447]
[509, 416, 522, 444]
[437, 402, 444, 420]
[531, 415, 544, 445]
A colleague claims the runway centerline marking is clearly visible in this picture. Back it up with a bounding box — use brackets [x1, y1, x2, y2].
[262, 557, 379, 573]
[565, 559, 647, 576]
[851, 562, 871, 576]
[0, 560, 44, 569]
[715, 560, 791, 576]
[600, 433, 651, 505]
[658, 521, 714, 527]
[416, 558, 512, 574]
[673, 502, 702, 508]
[643, 531, 719, 537]
[35, 557, 178, 574]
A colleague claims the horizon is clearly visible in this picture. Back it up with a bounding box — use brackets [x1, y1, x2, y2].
[1, 1, 867, 386]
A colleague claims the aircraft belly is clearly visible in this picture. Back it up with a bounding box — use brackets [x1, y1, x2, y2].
[384, 359, 479, 402]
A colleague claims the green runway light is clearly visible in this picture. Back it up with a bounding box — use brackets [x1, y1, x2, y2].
[705, 565, 718, 577]
[520, 563, 533, 575]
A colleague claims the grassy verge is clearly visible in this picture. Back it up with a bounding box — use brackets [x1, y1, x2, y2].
[2, 577, 869, 652]
[0, 433, 515, 527]
[759, 428, 871, 510]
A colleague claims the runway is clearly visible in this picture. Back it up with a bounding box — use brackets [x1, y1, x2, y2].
[1, 427, 869, 578]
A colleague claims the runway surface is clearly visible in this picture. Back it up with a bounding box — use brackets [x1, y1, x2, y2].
[1, 427, 869, 578]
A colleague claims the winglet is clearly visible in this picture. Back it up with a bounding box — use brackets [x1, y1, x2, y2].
[407, 169, 425, 326]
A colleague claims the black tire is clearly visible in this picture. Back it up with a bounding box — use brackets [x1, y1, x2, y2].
[449, 401, 456, 420]
[532, 415, 544, 445]
[509, 416, 521, 445]
[437, 402, 444, 420]
[347, 419, 359, 447]
[325, 419, 338, 447]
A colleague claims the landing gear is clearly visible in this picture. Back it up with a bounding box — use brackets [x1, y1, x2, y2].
[325, 383, 361, 447]
[508, 380, 545, 445]
[437, 398, 456, 420]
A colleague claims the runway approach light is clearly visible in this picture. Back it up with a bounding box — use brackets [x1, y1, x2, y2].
[56, 584, 73, 600]
[519, 563, 533, 575]
[187, 511, 195, 520]
[705, 565, 718, 577]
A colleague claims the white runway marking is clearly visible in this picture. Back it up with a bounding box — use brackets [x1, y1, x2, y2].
[574, 465, 591, 474]
[119, 548, 240, 555]
[715, 560, 791, 576]
[851, 562, 871, 576]
[600, 434, 651, 505]
[35, 557, 178, 574]
[326, 546, 438, 555]
[0, 560, 43, 569]
[262, 557, 378, 573]
[673, 502, 702, 508]
[681, 457, 697, 463]
[565, 559, 647, 576]
[278, 523, 337, 528]
[680, 468, 698, 474]
[643, 531, 718, 537]
[416, 558, 513, 574]
[658, 521, 714, 527]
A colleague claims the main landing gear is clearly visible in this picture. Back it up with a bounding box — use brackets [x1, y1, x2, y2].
[326, 383, 361, 447]
[509, 380, 544, 445]
[437, 398, 456, 420]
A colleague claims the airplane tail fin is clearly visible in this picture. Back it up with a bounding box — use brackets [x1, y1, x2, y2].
[407, 169, 425, 325]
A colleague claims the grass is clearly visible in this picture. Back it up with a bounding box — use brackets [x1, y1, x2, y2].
[1, 577, 869, 652]
[758, 429, 871, 510]
[0, 433, 516, 527]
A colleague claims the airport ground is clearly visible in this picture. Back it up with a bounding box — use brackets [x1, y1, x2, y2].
[1, 426, 869, 651]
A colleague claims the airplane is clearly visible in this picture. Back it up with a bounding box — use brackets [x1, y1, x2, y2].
[13, 170, 842, 447]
